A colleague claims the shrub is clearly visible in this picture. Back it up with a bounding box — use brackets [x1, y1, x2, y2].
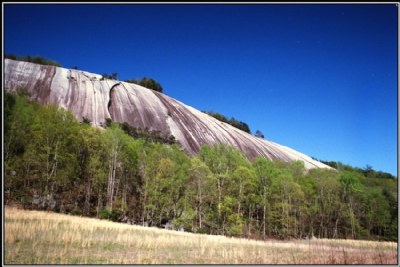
[196, 228, 207, 234]
[98, 208, 112, 220]
[70, 208, 82, 216]
[5, 54, 62, 67]
[125, 77, 163, 92]
[202, 111, 251, 134]
[109, 210, 121, 222]
[98, 208, 120, 222]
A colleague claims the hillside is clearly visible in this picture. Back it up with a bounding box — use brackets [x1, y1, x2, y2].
[4, 59, 330, 170]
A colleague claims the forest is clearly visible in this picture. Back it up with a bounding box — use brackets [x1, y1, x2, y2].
[4, 90, 398, 241]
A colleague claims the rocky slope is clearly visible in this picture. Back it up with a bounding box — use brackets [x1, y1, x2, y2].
[4, 59, 331, 169]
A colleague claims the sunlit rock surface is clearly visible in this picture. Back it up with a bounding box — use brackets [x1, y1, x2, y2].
[4, 59, 331, 169]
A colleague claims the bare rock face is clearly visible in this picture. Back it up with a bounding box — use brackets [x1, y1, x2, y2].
[4, 59, 331, 170]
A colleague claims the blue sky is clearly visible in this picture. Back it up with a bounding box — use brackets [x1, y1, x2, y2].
[4, 4, 398, 175]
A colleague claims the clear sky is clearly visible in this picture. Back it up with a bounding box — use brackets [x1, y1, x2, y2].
[4, 3, 398, 176]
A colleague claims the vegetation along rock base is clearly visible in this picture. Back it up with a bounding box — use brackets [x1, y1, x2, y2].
[4, 91, 397, 242]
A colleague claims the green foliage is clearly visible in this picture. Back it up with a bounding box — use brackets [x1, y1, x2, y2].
[5, 54, 62, 67]
[339, 171, 364, 196]
[4, 92, 16, 140]
[125, 77, 163, 92]
[82, 117, 91, 125]
[173, 208, 196, 230]
[202, 111, 251, 134]
[318, 159, 396, 179]
[98, 208, 121, 222]
[105, 118, 113, 127]
[70, 208, 82, 216]
[119, 122, 176, 144]
[98, 208, 112, 220]
[4, 93, 397, 241]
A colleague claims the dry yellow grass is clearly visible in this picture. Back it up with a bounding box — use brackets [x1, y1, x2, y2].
[5, 206, 398, 264]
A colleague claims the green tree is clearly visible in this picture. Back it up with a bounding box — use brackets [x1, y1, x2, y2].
[79, 126, 108, 215]
[269, 169, 304, 238]
[232, 166, 255, 214]
[253, 157, 278, 238]
[4, 92, 35, 162]
[102, 124, 132, 210]
[126, 77, 163, 92]
[102, 73, 118, 80]
[6, 54, 62, 67]
[199, 144, 248, 234]
[307, 168, 342, 238]
[188, 157, 213, 231]
[4, 92, 16, 139]
[4, 92, 38, 205]
[202, 111, 251, 133]
[339, 171, 364, 239]
[361, 188, 391, 239]
[22, 104, 80, 209]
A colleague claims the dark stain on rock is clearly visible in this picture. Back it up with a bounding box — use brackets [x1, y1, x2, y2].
[32, 65, 56, 104]
[154, 92, 201, 154]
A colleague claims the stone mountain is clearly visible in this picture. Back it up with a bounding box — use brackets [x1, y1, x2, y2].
[4, 59, 331, 170]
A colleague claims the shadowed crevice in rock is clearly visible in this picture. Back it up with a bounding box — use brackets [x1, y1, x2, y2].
[108, 82, 121, 121]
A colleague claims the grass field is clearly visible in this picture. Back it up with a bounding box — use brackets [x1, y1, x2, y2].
[4, 206, 398, 264]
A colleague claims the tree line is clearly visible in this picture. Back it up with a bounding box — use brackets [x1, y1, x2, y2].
[201, 111, 265, 138]
[5, 54, 62, 67]
[100, 74, 165, 93]
[124, 77, 163, 93]
[4, 90, 397, 241]
[202, 111, 251, 134]
[315, 159, 396, 180]
[5, 54, 164, 93]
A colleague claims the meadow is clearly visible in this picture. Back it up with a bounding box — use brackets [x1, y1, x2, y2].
[5, 206, 398, 264]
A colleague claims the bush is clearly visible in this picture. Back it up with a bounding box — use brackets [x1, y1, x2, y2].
[5, 54, 62, 67]
[125, 77, 163, 93]
[98, 208, 120, 222]
[98, 208, 112, 220]
[101, 73, 118, 80]
[13, 189, 33, 208]
[109, 210, 120, 222]
[70, 208, 82, 216]
[196, 227, 207, 234]
[82, 117, 91, 125]
[202, 111, 251, 134]
[105, 118, 113, 128]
